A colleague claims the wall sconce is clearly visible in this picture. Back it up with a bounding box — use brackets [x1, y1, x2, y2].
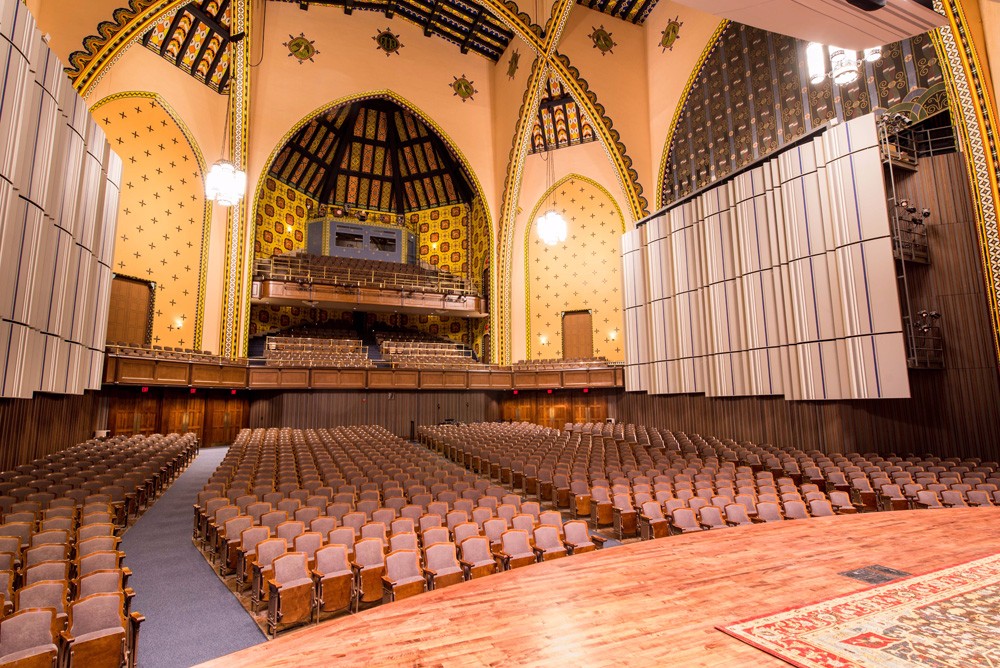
[607, 329, 617, 341]
[538, 334, 548, 346]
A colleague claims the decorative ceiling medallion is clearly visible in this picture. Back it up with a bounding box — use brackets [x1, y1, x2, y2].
[660, 16, 683, 52]
[373, 27, 403, 56]
[507, 49, 520, 80]
[589, 25, 616, 56]
[450, 74, 478, 102]
[284, 33, 319, 64]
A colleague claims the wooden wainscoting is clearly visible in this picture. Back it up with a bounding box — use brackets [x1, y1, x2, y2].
[248, 390, 502, 438]
[500, 389, 612, 429]
[105, 388, 249, 444]
[0, 392, 107, 470]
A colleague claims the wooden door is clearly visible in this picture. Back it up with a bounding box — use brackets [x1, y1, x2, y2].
[108, 393, 161, 436]
[106, 277, 153, 345]
[204, 396, 248, 446]
[562, 311, 594, 360]
[161, 395, 205, 439]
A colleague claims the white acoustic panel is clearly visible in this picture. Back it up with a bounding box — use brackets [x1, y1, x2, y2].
[0, 0, 121, 397]
[39, 333, 68, 394]
[623, 114, 908, 401]
[0, 0, 35, 61]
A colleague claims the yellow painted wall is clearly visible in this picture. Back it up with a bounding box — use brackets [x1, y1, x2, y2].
[93, 93, 209, 349]
[525, 175, 624, 362]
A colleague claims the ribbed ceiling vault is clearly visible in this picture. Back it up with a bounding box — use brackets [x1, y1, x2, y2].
[276, 0, 513, 61]
[268, 97, 476, 214]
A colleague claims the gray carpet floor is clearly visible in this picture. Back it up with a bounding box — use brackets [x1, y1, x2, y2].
[121, 446, 266, 668]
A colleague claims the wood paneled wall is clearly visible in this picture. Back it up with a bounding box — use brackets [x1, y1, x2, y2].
[612, 151, 1000, 461]
[500, 390, 612, 429]
[249, 391, 502, 439]
[0, 392, 107, 470]
[105, 388, 248, 446]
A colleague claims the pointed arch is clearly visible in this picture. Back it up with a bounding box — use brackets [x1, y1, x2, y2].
[90, 90, 213, 349]
[245, 89, 497, 360]
[523, 174, 625, 360]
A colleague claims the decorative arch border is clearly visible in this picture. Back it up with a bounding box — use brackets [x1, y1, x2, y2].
[932, 0, 1000, 364]
[522, 173, 625, 360]
[654, 20, 728, 211]
[67, 0, 189, 97]
[89, 90, 214, 350]
[240, 88, 498, 360]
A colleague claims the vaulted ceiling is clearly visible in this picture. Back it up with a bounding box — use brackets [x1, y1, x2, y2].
[277, 0, 514, 61]
[576, 0, 659, 25]
[268, 97, 476, 214]
[142, 0, 234, 93]
[529, 76, 597, 154]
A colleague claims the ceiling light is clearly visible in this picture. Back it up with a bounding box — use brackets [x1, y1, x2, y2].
[806, 42, 826, 85]
[205, 160, 247, 207]
[829, 47, 859, 85]
[205, 92, 247, 207]
[863, 46, 882, 63]
[536, 142, 566, 246]
[537, 210, 567, 246]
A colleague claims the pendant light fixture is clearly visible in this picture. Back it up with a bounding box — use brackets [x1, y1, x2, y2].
[806, 43, 883, 87]
[536, 146, 566, 246]
[205, 92, 247, 207]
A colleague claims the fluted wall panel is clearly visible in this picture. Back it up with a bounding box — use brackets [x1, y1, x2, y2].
[0, 0, 120, 398]
[625, 114, 909, 401]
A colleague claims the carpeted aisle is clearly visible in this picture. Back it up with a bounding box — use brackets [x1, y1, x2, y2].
[121, 446, 266, 668]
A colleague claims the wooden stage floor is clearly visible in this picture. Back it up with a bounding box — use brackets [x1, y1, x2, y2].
[198, 508, 1000, 667]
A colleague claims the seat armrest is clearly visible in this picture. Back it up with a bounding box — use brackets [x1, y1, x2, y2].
[458, 559, 473, 569]
[422, 567, 437, 577]
[311, 569, 326, 579]
[591, 535, 607, 547]
[380, 575, 394, 588]
[130, 611, 145, 627]
[531, 547, 544, 558]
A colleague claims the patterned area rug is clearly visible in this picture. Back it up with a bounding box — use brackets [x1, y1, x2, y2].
[720, 553, 1000, 668]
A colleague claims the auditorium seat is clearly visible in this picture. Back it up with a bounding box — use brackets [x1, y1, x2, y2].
[313, 545, 353, 620]
[382, 550, 426, 603]
[266, 552, 315, 637]
[251, 538, 288, 611]
[351, 538, 386, 610]
[562, 520, 604, 554]
[62, 592, 142, 668]
[458, 536, 496, 580]
[531, 526, 567, 562]
[422, 542, 464, 590]
[0, 608, 60, 668]
[496, 530, 535, 570]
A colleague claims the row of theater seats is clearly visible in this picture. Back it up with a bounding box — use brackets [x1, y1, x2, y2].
[510, 358, 611, 370]
[192, 426, 604, 636]
[106, 343, 241, 365]
[263, 334, 373, 369]
[257, 252, 478, 296]
[375, 331, 481, 370]
[0, 433, 197, 668]
[418, 421, 1000, 541]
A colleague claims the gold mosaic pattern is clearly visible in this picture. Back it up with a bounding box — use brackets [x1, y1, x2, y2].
[95, 94, 208, 348]
[526, 176, 624, 361]
[410, 204, 469, 275]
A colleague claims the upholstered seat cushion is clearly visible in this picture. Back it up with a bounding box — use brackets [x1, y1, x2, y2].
[391, 575, 425, 587]
[72, 627, 124, 646]
[0, 643, 58, 664]
[278, 577, 314, 591]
